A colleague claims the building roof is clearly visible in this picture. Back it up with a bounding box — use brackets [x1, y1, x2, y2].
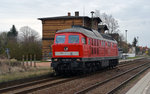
[38, 16, 87, 20]
[38, 16, 102, 23]
[98, 25, 109, 30]
[101, 33, 115, 41]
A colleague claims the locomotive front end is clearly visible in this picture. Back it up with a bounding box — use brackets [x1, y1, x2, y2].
[51, 32, 84, 74]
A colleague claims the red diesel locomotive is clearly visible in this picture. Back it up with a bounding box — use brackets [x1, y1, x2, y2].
[51, 26, 119, 74]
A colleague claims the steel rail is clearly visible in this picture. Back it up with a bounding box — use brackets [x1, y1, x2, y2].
[0, 77, 60, 93]
[14, 74, 93, 94]
[0, 73, 52, 89]
[75, 62, 149, 94]
[107, 65, 150, 94]
[117, 59, 145, 67]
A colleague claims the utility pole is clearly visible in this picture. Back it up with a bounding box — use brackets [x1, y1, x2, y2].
[125, 30, 128, 58]
[125, 30, 128, 44]
[137, 36, 139, 55]
[137, 36, 139, 46]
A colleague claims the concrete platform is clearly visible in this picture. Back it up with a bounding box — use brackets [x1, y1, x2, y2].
[126, 72, 150, 94]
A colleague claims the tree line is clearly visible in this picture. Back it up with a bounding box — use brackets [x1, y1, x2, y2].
[0, 25, 42, 60]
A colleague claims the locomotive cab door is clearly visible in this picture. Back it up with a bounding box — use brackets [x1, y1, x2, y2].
[88, 38, 91, 57]
[82, 36, 88, 57]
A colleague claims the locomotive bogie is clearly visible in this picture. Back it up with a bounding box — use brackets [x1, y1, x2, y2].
[52, 58, 118, 74]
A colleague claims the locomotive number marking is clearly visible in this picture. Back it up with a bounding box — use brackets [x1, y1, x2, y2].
[55, 52, 79, 56]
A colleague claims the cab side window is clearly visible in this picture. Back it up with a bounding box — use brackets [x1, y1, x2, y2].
[82, 37, 86, 44]
[88, 39, 90, 45]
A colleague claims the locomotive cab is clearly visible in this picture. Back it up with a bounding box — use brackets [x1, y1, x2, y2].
[51, 32, 87, 73]
[52, 32, 87, 58]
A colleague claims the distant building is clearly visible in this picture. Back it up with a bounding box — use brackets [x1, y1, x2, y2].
[38, 11, 101, 59]
[98, 25, 108, 33]
[109, 33, 119, 42]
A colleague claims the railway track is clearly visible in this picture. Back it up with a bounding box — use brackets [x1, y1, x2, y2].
[35, 59, 149, 94]
[117, 59, 144, 67]
[117, 60, 143, 68]
[0, 76, 79, 94]
[0, 73, 52, 89]
[0, 76, 61, 93]
[107, 65, 150, 94]
[75, 62, 150, 94]
[119, 57, 144, 65]
[0, 72, 98, 93]
[0, 59, 148, 94]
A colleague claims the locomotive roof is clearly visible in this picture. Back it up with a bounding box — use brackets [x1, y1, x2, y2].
[56, 27, 117, 43]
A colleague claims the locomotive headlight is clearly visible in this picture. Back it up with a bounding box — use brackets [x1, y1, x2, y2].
[54, 59, 58, 61]
[76, 59, 80, 61]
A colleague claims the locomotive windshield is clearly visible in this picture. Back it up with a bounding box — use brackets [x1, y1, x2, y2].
[69, 35, 79, 43]
[55, 35, 65, 43]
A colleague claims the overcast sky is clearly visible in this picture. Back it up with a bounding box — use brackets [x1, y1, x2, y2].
[0, 0, 150, 47]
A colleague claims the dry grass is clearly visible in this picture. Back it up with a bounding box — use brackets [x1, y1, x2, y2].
[0, 59, 22, 74]
[0, 67, 53, 83]
[0, 59, 53, 83]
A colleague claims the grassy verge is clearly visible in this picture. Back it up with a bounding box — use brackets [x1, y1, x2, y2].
[127, 56, 140, 59]
[127, 55, 149, 59]
[40, 61, 51, 62]
[0, 67, 53, 83]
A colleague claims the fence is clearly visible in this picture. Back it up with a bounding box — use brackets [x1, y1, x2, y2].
[22, 54, 36, 67]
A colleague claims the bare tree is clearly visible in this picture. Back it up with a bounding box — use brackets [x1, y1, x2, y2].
[0, 26, 42, 60]
[95, 10, 119, 33]
[19, 26, 42, 60]
[19, 26, 39, 42]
